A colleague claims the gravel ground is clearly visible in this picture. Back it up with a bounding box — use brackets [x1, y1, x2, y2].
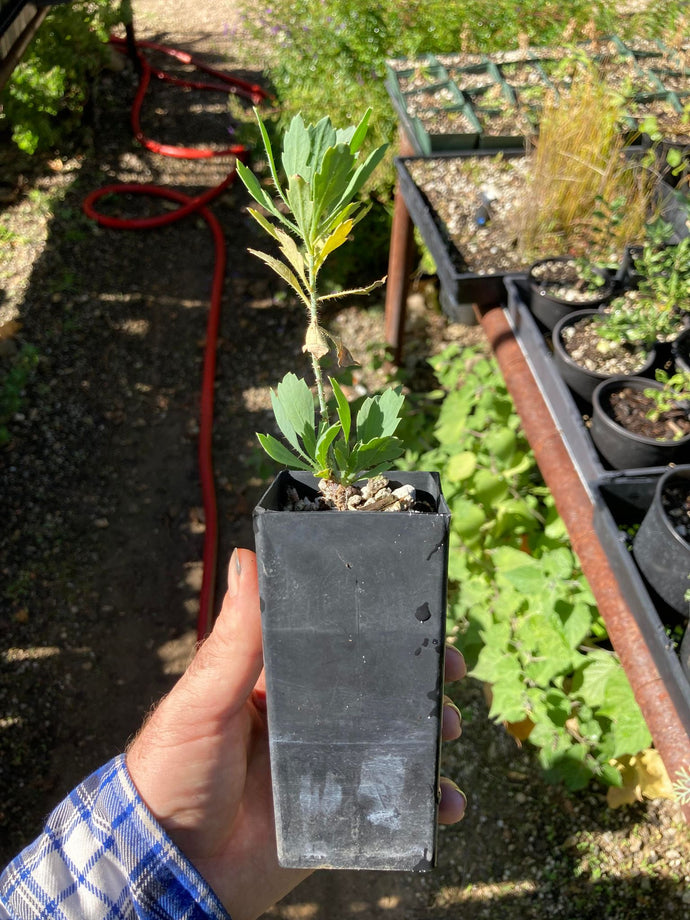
[1, 2, 689, 917]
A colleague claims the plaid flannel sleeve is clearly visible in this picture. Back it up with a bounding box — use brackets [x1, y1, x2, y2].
[0, 754, 231, 920]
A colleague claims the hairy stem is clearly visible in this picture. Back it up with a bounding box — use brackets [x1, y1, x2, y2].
[307, 252, 329, 422]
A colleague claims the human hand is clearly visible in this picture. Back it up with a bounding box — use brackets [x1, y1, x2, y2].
[127, 548, 466, 920]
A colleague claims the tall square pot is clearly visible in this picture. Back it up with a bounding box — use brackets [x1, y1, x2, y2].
[253, 470, 451, 871]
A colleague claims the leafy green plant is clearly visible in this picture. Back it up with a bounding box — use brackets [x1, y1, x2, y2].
[644, 368, 690, 429]
[634, 218, 690, 314]
[596, 222, 690, 348]
[237, 110, 406, 488]
[0, 1, 125, 153]
[397, 343, 652, 790]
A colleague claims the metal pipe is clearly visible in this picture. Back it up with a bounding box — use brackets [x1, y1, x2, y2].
[384, 130, 416, 365]
[478, 302, 690, 821]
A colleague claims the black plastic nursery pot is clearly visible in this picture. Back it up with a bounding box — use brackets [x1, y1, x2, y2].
[552, 308, 658, 404]
[253, 470, 451, 871]
[528, 257, 613, 331]
[633, 466, 690, 616]
[591, 376, 690, 470]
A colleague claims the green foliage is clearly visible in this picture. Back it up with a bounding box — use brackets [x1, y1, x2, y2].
[397, 344, 652, 790]
[238, 110, 404, 485]
[634, 219, 690, 313]
[0, 344, 39, 446]
[644, 369, 690, 426]
[258, 373, 405, 485]
[243, 1, 684, 189]
[598, 220, 690, 347]
[0, 1, 124, 153]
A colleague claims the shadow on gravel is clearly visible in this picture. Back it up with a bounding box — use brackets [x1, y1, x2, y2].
[0, 46, 291, 862]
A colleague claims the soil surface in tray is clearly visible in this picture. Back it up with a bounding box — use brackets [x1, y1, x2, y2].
[2, 2, 690, 917]
[530, 259, 610, 302]
[559, 315, 651, 375]
[605, 386, 690, 440]
[407, 154, 531, 275]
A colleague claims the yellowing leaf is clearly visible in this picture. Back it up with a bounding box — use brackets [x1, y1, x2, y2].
[275, 227, 308, 288]
[318, 276, 386, 302]
[247, 249, 310, 307]
[303, 322, 330, 360]
[314, 218, 354, 270]
[606, 749, 675, 808]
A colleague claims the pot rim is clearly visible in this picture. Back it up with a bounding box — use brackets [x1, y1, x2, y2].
[592, 375, 690, 448]
[653, 465, 690, 549]
[528, 256, 613, 305]
[553, 308, 657, 382]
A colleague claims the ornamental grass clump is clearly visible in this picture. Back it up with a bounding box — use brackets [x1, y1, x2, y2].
[237, 110, 408, 504]
[517, 68, 655, 264]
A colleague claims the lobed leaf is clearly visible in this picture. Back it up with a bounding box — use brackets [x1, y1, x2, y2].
[355, 386, 404, 444]
[318, 276, 386, 303]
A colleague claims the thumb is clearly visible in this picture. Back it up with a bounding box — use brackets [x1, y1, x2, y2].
[178, 548, 264, 720]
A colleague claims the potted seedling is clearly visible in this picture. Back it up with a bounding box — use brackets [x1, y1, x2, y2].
[551, 238, 690, 403]
[236, 111, 451, 871]
[527, 255, 613, 331]
[552, 303, 659, 404]
[591, 368, 690, 469]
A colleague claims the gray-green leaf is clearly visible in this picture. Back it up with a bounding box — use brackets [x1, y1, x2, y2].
[356, 387, 405, 443]
[257, 433, 313, 471]
[273, 372, 317, 459]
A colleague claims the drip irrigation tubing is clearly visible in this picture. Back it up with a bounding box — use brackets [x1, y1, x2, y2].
[83, 32, 267, 641]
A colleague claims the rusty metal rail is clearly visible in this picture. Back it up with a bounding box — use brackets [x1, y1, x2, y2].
[477, 302, 690, 821]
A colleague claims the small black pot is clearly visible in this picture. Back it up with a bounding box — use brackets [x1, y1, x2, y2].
[633, 466, 690, 615]
[552, 309, 657, 404]
[253, 470, 450, 871]
[528, 257, 613, 331]
[591, 376, 690, 469]
[674, 327, 690, 374]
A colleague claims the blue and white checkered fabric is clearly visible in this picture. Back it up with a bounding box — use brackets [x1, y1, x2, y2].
[0, 755, 230, 919]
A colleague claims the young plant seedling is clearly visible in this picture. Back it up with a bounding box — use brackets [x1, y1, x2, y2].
[644, 368, 690, 437]
[237, 110, 407, 503]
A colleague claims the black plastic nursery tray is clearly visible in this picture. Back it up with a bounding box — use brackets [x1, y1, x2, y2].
[386, 36, 690, 157]
[395, 152, 527, 317]
[593, 472, 690, 708]
[503, 275, 690, 705]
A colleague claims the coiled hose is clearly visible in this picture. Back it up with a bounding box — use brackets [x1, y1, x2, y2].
[83, 32, 267, 641]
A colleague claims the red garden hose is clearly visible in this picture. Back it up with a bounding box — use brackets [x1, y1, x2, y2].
[83, 32, 267, 641]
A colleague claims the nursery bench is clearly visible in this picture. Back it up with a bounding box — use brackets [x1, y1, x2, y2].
[0, 1, 69, 90]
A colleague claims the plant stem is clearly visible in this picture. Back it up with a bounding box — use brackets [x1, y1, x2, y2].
[307, 252, 329, 422]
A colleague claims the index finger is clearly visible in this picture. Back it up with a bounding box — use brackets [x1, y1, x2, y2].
[444, 644, 467, 682]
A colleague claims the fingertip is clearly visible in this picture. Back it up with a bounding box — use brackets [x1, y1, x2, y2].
[438, 777, 467, 825]
[444, 644, 467, 682]
[442, 695, 462, 741]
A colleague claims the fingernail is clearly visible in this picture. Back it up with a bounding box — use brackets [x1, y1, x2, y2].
[439, 777, 467, 823]
[443, 695, 462, 721]
[228, 549, 241, 597]
[442, 696, 462, 739]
